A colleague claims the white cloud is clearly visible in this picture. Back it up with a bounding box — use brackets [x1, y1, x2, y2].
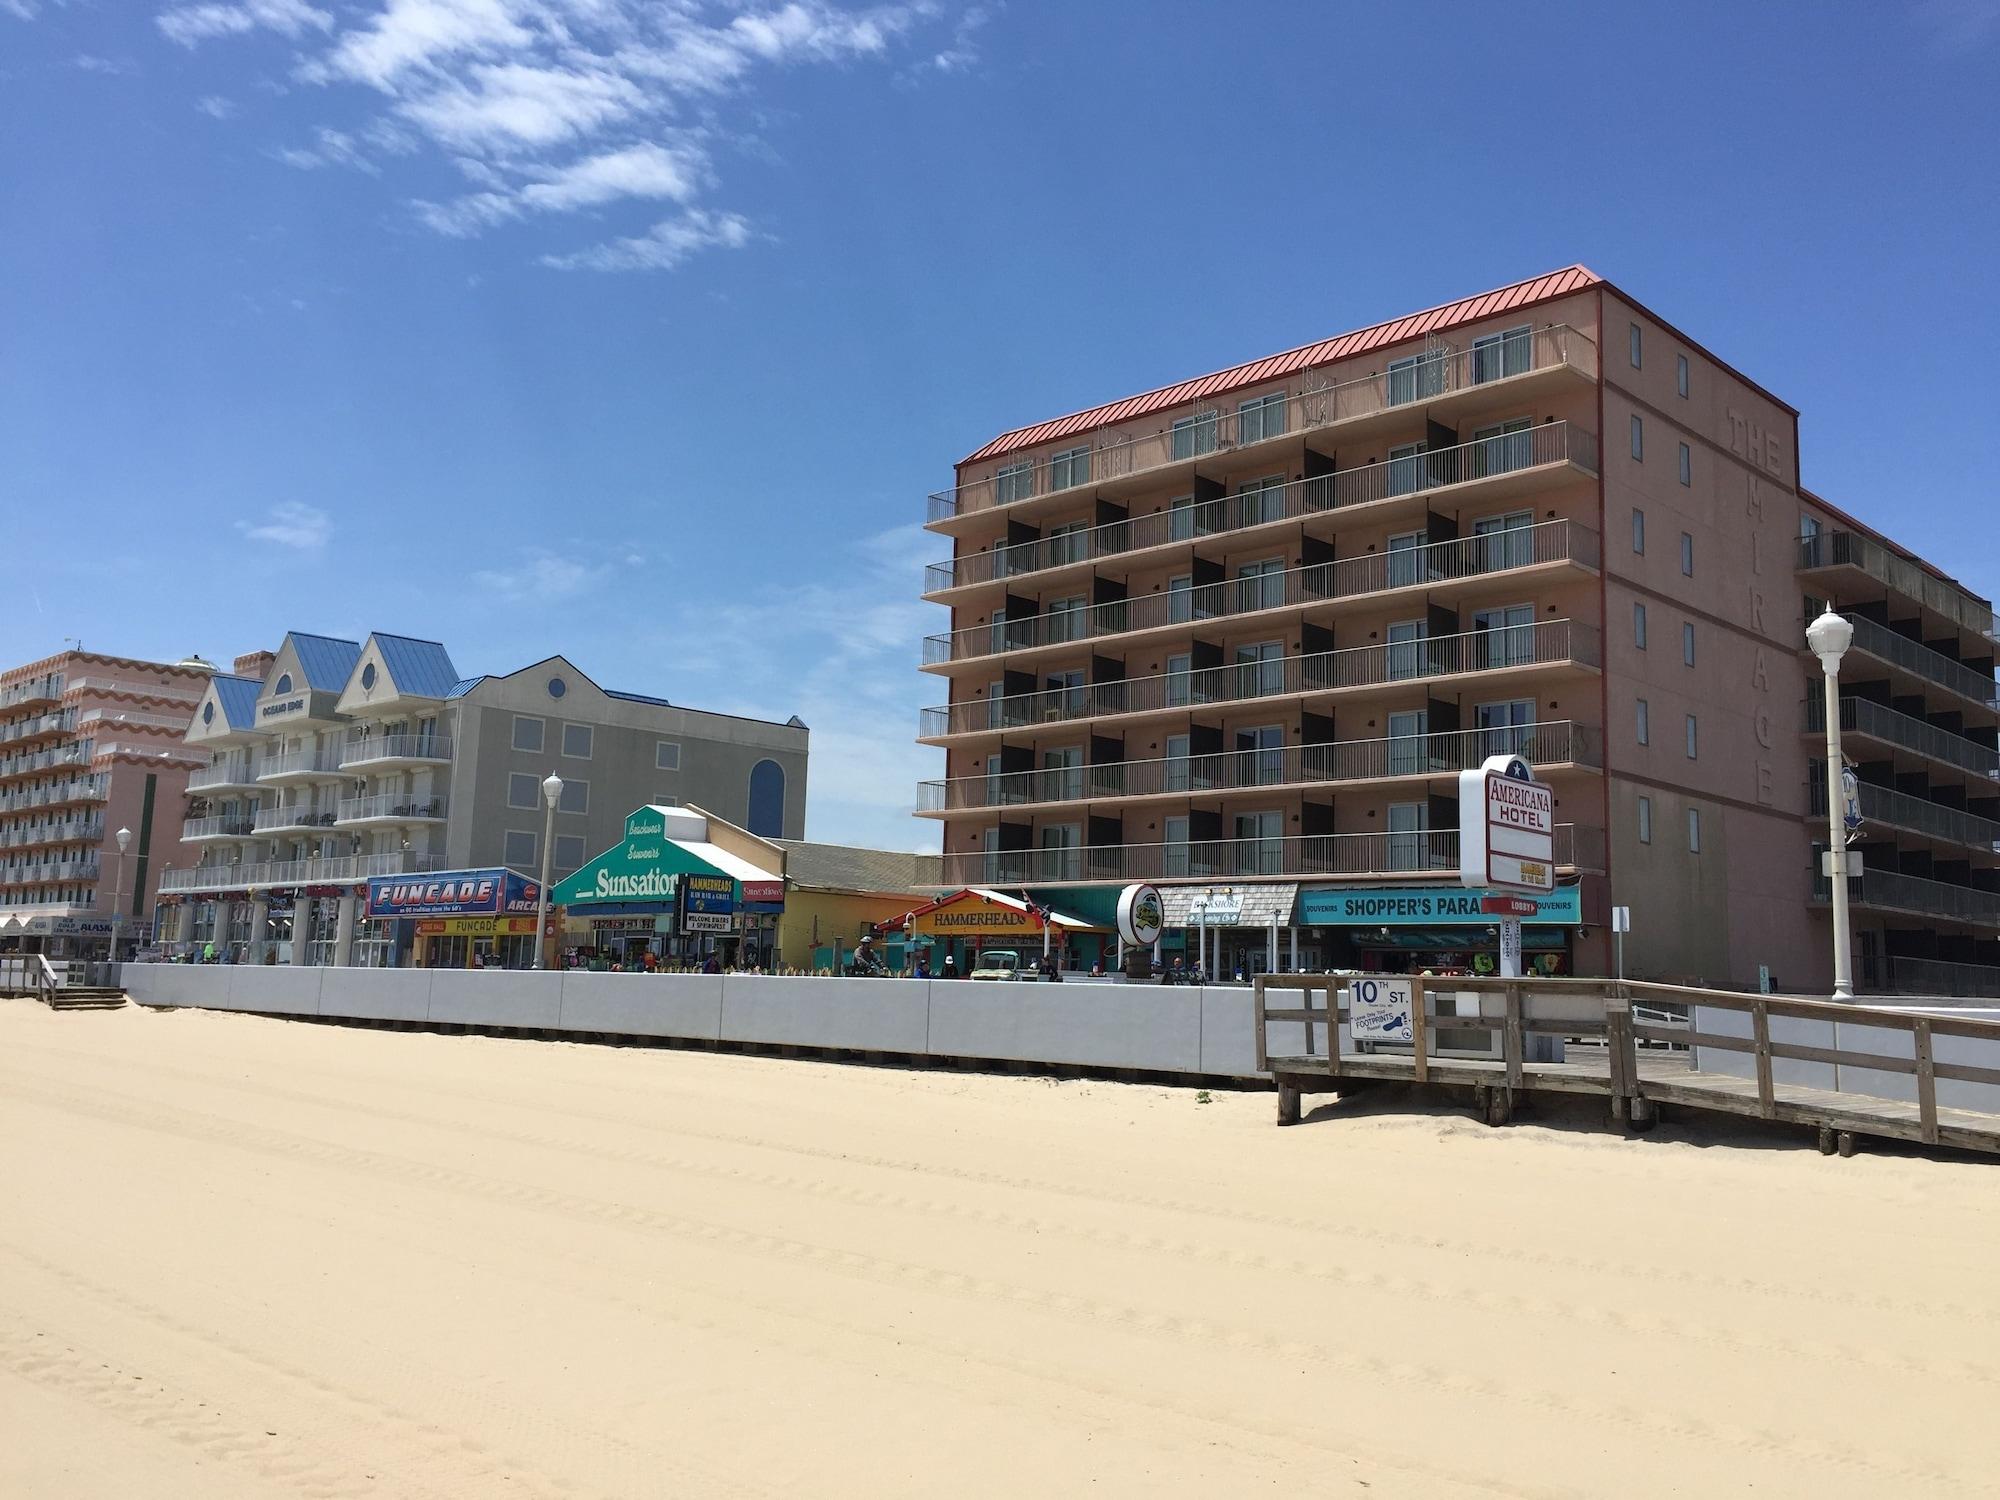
[153, 0, 966, 271]
[238, 501, 331, 550]
[195, 94, 238, 117]
[74, 53, 140, 74]
[1, 0, 41, 19]
[158, 0, 330, 47]
[473, 550, 602, 601]
[540, 207, 751, 271]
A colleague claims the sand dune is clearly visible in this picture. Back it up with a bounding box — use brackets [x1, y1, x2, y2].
[2, 996, 1996, 1498]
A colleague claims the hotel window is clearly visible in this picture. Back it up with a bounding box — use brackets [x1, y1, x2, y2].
[1164, 734, 1191, 792]
[985, 680, 1007, 730]
[1236, 473, 1287, 525]
[561, 723, 593, 760]
[1387, 348, 1448, 406]
[1387, 803, 1428, 870]
[1629, 323, 1642, 368]
[994, 460, 1033, 504]
[1686, 715, 1699, 759]
[1235, 809, 1284, 874]
[1630, 415, 1644, 461]
[1039, 823, 1082, 880]
[1168, 574, 1195, 624]
[1387, 530, 1426, 588]
[1164, 815, 1191, 877]
[553, 834, 587, 871]
[503, 829, 537, 867]
[1238, 393, 1288, 444]
[512, 715, 544, 753]
[1678, 442, 1692, 487]
[1471, 325, 1531, 383]
[1634, 602, 1648, 650]
[507, 772, 540, 810]
[1632, 507, 1645, 554]
[655, 740, 681, 771]
[557, 778, 589, 815]
[1237, 558, 1287, 613]
[1386, 440, 1426, 497]
[1168, 494, 1198, 541]
[1171, 410, 1219, 460]
[1683, 622, 1697, 666]
[1166, 653, 1193, 707]
[1637, 795, 1653, 844]
[1636, 698, 1650, 745]
[1388, 620, 1428, 681]
[1677, 354, 1690, 399]
[1044, 595, 1087, 644]
[1048, 445, 1091, 491]
[1681, 532, 1695, 576]
[1046, 520, 1088, 565]
[1688, 808, 1702, 853]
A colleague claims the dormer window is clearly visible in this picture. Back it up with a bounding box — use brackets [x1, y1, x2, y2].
[274, 672, 294, 695]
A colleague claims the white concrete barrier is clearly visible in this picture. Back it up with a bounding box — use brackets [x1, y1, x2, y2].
[227, 964, 324, 1017]
[720, 974, 930, 1054]
[123, 965, 213, 1010]
[559, 972, 723, 1042]
[429, 969, 561, 1030]
[1690, 1005, 1838, 1090]
[320, 966, 432, 1023]
[930, 981, 1202, 1073]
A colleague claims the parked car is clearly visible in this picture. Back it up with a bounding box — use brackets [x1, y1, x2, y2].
[969, 949, 1024, 981]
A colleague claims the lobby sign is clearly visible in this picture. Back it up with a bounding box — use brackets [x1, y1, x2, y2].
[1457, 753, 1554, 893]
[1348, 976, 1415, 1042]
[1296, 885, 1580, 926]
[368, 869, 540, 919]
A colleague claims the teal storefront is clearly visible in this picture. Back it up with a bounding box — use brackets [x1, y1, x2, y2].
[1297, 883, 1582, 976]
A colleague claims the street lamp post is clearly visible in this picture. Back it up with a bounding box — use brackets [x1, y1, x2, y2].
[532, 772, 563, 970]
[1807, 608, 1857, 999]
[110, 826, 132, 970]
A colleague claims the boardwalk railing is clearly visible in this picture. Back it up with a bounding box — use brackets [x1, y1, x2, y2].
[1254, 974, 2000, 1153]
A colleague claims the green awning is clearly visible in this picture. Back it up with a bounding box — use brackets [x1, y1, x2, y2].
[552, 805, 758, 906]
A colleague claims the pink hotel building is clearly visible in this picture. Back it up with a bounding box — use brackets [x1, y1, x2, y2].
[917, 267, 2000, 994]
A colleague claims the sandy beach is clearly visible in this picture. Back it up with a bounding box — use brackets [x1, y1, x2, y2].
[2, 998, 1997, 1498]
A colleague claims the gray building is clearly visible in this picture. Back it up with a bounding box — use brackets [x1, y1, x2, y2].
[161, 630, 808, 964]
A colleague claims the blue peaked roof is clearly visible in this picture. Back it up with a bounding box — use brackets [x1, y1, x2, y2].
[370, 634, 460, 699]
[285, 632, 362, 693]
[211, 674, 263, 731]
[605, 687, 672, 708]
[445, 676, 487, 699]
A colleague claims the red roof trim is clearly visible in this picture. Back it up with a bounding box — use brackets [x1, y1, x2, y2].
[958, 266, 1604, 466]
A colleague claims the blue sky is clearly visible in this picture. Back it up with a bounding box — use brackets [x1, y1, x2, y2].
[3, 1, 1998, 851]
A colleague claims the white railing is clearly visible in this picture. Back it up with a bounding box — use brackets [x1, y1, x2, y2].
[0, 744, 92, 781]
[159, 851, 447, 894]
[253, 804, 339, 832]
[258, 749, 344, 780]
[0, 710, 75, 748]
[0, 817, 102, 850]
[335, 793, 447, 823]
[188, 759, 261, 792]
[182, 814, 257, 839]
[339, 734, 453, 767]
[0, 675, 64, 709]
[0, 858, 101, 886]
[0, 775, 108, 812]
[929, 324, 1598, 523]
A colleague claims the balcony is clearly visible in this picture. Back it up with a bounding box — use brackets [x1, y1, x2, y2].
[188, 759, 264, 794]
[334, 793, 448, 827]
[1829, 612, 1999, 713]
[158, 851, 449, 895]
[928, 325, 1599, 527]
[924, 515, 1600, 668]
[1806, 695, 1999, 782]
[181, 814, 258, 842]
[925, 422, 1601, 601]
[0, 817, 101, 851]
[0, 709, 76, 749]
[0, 775, 109, 813]
[1809, 764, 2000, 857]
[920, 619, 1601, 742]
[0, 858, 101, 888]
[1813, 866, 2000, 927]
[257, 749, 346, 784]
[0, 674, 64, 712]
[253, 804, 340, 835]
[1857, 954, 2000, 999]
[920, 720, 1602, 816]
[942, 824, 1600, 887]
[1798, 531, 1999, 643]
[338, 734, 454, 771]
[0, 744, 91, 785]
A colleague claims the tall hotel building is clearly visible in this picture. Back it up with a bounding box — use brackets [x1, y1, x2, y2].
[917, 267, 1999, 995]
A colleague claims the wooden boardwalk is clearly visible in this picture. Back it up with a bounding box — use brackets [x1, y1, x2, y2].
[1256, 975, 2000, 1157]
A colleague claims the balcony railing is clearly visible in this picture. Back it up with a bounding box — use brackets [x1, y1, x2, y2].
[1799, 531, 2000, 641]
[254, 804, 341, 833]
[0, 775, 109, 813]
[1813, 865, 2000, 926]
[0, 675, 64, 710]
[929, 325, 1598, 524]
[920, 619, 1600, 740]
[1858, 953, 2000, 999]
[338, 734, 453, 768]
[943, 824, 1597, 886]
[927, 422, 1598, 595]
[1810, 763, 2000, 853]
[0, 710, 75, 749]
[335, 794, 448, 824]
[925, 516, 1599, 665]
[920, 720, 1601, 814]
[1807, 695, 2000, 779]
[1834, 612, 2000, 710]
[0, 744, 91, 783]
[188, 759, 262, 792]
[0, 817, 102, 851]
[257, 749, 344, 781]
[0, 858, 101, 887]
[159, 851, 448, 894]
[182, 814, 257, 840]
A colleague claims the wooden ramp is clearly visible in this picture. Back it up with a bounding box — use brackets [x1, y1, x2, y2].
[1257, 975, 2000, 1158]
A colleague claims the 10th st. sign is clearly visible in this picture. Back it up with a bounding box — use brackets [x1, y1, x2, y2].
[1456, 754, 1555, 894]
